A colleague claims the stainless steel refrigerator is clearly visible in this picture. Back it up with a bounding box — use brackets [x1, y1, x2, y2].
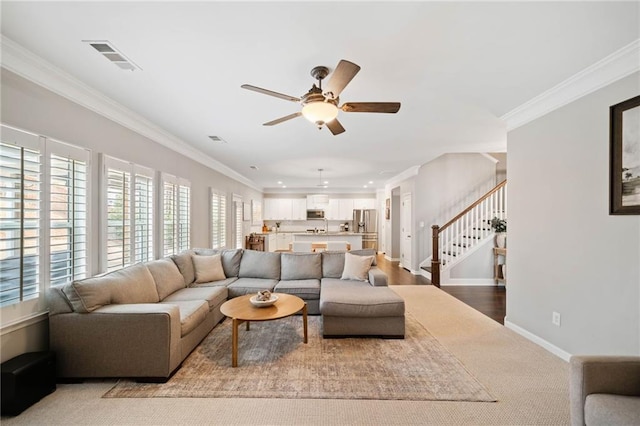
[353, 209, 378, 251]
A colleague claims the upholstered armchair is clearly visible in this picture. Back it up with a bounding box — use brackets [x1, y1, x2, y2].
[570, 355, 640, 425]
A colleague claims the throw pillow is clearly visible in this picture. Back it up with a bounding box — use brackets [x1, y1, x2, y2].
[341, 252, 374, 281]
[192, 254, 226, 283]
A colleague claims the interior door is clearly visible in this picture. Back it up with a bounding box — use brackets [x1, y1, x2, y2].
[401, 193, 412, 271]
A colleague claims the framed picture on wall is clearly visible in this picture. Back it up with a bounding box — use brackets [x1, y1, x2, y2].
[385, 198, 391, 220]
[610, 94, 640, 215]
[243, 202, 251, 221]
[251, 200, 262, 225]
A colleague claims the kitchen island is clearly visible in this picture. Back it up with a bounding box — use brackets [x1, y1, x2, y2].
[292, 233, 363, 250]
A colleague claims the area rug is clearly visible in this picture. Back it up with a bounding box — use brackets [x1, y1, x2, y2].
[103, 314, 495, 402]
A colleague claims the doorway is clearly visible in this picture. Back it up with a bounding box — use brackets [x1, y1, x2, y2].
[401, 192, 412, 271]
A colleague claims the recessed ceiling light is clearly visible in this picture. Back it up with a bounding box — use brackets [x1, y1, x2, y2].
[277, 181, 283, 185]
[323, 181, 329, 184]
[282, 185, 287, 188]
[368, 181, 374, 184]
[363, 185, 368, 188]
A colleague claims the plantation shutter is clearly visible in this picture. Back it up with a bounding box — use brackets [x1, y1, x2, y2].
[0, 132, 42, 307]
[162, 173, 190, 256]
[49, 146, 89, 286]
[134, 172, 154, 263]
[233, 195, 243, 249]
[211, 189, 226, 249]
[105, 167, 131, 272]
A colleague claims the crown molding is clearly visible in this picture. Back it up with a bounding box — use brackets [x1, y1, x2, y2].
[0, 35, 262, 192]
[501, 38, 640, 131]
[385, 165, 420, 189]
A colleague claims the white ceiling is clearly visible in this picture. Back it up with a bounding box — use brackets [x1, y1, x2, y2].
[2, 1, 639, 192]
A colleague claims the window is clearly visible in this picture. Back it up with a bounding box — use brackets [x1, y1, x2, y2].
[102, 155, 154, 272]
[233, 194, 243, 249]
[49, 152, 88, 286]
[162, 173, 190, 256]
[211, 189, 226, 249]
[0, 132, 41, 307]
[105, 167, 130, 271]
[134, 173, 153, 263]
[1, 125, 91, 314]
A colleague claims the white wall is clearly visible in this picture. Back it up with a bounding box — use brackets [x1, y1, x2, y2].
[414, 153, 497, 269]
[506, 72, 640, 356]
[0, 69, 263, 361]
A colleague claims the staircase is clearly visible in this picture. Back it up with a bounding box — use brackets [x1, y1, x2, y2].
[421, 180, 507, 287]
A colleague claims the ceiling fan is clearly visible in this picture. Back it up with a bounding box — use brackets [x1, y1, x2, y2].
[241, 60, 401, 135]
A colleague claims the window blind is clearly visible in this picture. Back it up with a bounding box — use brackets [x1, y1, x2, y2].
[211, 189, 226, 249]
[49, 154, 88, 286]
[0, 141, 41, 307]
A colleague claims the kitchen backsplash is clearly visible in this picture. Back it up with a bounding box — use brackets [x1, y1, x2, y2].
[258, 220, 353, 233]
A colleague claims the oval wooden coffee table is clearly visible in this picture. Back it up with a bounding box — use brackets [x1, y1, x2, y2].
[220, 293, 308, 367]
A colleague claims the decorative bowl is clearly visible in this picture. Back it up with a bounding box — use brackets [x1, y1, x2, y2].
[249, 294, 279, 308]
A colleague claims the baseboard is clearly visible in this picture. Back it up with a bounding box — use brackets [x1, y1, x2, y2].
[399, 263, 418, 275]
[384, 255, 400, 262]
[504, 320, 572, 362]
[441, 278, 499, 286]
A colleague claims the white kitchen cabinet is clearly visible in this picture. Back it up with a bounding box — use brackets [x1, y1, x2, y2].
[353, 198, 376, 210]
[328, 199, 354, 220]
[264, 198, 298, 220]
[291, 199, 306, 220]
[307, 194, 329, 210]
[263, 199, 278, 220]
[277, 199, 293, 220]
[276, 233, 292, 251]
[265, 233, 277, 252]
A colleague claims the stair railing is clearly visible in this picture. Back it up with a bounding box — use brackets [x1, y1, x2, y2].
[431, 180, 507, 287]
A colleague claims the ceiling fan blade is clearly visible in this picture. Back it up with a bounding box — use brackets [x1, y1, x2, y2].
[341, 102, 401, 113]
[241, 84, 300, 103]
[263, 112, 302, 126]
[323, 60, 361, 99]
[325, 118, 346, 135]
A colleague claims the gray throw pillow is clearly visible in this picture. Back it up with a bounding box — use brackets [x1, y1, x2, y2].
[238, 250, 281, 280]
[322, 252, 345, 278]
[281, 253, 322, 280]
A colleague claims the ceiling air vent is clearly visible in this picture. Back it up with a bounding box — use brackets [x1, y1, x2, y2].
[208, 136, 227, 143]
[83, 40, 141, 71]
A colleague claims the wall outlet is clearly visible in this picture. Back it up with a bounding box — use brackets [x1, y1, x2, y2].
[552, 311, 561, 327]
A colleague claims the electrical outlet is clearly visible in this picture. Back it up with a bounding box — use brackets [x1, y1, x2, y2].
[552, 311, 561, 327]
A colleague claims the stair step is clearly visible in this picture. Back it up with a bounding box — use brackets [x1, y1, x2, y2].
[421, 266, 431, 273]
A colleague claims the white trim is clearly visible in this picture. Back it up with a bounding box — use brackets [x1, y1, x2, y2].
[385, 166, 420, 189]
[504, 320, 572, 362]
[502, 39, 640, 131]
[384, 255, 400, 262]
[0, 312, 48, 336]
[0, 35, 262, 192]
[441, 279, 498, 286]
[480, 153, 499, 164]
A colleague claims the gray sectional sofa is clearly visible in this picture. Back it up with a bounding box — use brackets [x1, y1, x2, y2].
[47, 248, 405, 381]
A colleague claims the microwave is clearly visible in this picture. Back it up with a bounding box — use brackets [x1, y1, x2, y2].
[306, 209, 325, 220]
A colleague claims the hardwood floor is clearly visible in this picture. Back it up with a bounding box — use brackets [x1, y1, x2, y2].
[375, 254, 506, 324]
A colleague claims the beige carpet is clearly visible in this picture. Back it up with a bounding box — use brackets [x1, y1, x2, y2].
[2, 286, 570, 425]
[104, 314, 495, 402]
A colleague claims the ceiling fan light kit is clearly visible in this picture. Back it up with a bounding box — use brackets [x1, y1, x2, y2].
[301, 102, 339, 128]
[242, 59, 400, 135]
